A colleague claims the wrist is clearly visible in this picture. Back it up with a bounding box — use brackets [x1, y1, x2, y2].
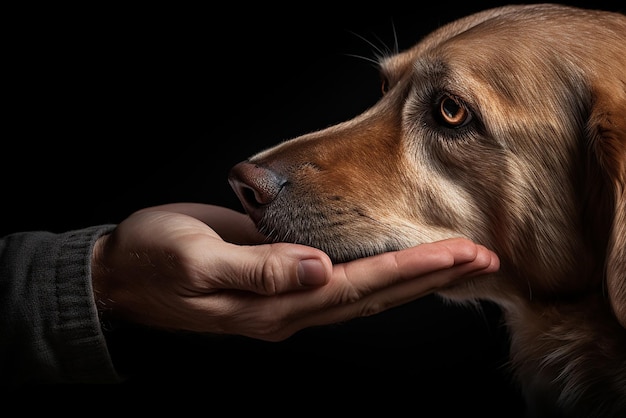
[91, 234, 113, 320]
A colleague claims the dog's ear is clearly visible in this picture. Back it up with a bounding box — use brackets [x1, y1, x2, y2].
[608, 187, 626, 328]
[606, 176, 626, 329]
[587, 80, 626, 328]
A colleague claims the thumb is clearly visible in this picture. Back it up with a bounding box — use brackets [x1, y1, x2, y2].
[222, 242, 332, 295]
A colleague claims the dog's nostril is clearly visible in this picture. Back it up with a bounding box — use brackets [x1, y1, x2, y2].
[240, 185, 261, 206]
[228, 161, 287, 209]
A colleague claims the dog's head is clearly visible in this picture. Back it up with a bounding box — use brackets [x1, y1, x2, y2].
[229, 4, 626, 323]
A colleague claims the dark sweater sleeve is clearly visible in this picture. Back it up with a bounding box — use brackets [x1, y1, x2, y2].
[0, 225, 121, 384]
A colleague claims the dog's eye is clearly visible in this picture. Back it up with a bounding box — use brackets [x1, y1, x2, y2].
[437, 95, 472, 128]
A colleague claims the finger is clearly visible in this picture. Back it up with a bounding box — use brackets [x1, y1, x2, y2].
[337, 237, 486, 292]
[215, 239, 499, 340]
[211, 242, 333, 295]
[465, 244, 500, 277]
[358, 243, 499, 307]
[320, 239, 497, 313]
[138, 203, 265, 244]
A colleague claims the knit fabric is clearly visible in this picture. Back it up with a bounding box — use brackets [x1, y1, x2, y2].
[0, 225, 121, 384]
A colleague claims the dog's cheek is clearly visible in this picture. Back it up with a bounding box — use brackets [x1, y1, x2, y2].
[393, 158, 483, 245]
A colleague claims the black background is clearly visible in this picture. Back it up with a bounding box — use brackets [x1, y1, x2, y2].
[4, 0, 622, 411]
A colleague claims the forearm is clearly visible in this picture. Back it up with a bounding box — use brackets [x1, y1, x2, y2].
[0, 225, 121, 384]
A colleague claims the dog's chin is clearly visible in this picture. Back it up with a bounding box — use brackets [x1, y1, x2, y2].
[254, 215, 443, 263]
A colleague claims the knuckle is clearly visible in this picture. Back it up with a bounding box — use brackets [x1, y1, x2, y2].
[358, 299, 390, 318]
[255, 254, 281, 295]
[331, 284, 363, 305]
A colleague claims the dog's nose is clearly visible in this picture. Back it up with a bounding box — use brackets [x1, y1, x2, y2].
[228, 161, 287, 222]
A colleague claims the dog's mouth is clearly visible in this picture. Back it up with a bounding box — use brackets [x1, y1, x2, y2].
[228, 161, 429, 263]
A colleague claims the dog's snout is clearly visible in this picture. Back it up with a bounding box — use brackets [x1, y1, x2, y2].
[228, 161, 286, 221]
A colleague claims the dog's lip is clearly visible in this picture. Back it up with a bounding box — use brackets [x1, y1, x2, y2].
[247, 209, 264, 228]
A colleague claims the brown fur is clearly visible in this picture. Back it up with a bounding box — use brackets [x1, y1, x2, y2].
[229, 4, 626, 416]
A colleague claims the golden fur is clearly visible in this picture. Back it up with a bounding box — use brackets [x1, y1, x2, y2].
[229, 4, 626, 416]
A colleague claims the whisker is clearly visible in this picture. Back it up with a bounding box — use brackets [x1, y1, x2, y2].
[342, 21, 400, 69]
[343, 52, 380, 67]
[390, 19, 399, 54]
[346, 29, 389, 60]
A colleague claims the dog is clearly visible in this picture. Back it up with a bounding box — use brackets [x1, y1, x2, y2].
[228, 4, 626, 417]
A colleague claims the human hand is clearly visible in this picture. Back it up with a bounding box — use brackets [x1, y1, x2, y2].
[92, 203, 499, 341]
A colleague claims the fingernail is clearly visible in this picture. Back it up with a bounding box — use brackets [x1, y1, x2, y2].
[297, 259, 328, 286]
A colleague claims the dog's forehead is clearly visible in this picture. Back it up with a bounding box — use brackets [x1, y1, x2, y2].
[379, 5, 518, 76]
[380, 4, 621, 78]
